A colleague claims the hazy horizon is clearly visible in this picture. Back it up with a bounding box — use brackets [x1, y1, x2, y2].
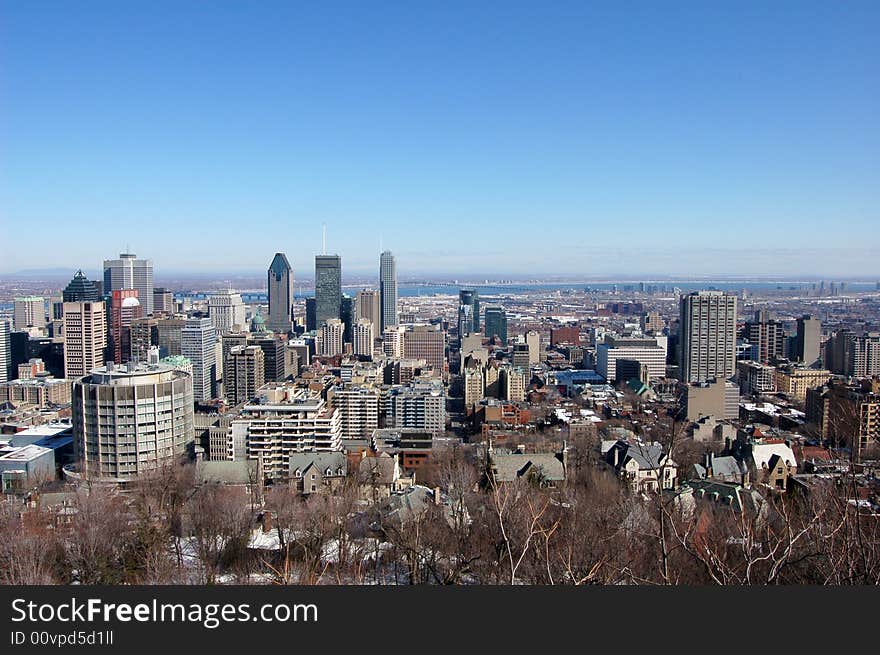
[2, 263, 878, 284]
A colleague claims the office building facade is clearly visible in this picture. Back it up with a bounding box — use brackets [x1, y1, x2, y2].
[353, 318, 375, 358]
[208, 289, 247, 334]
[315, 254, 342, 327]
[266, 253, 293, 334]
[380, 250, 398, 332]
[109, 289, 142, 364]
[356, 289, 381, 334]
[103, 253, 154, 315]
[227, 345, 265, 405]
[484, 306, 508, 344]
[0, 321, 10, 383]
[458, 289, 480, 338]
[402, 324, 445, 372]
[14, 297, 46, 331]
[318, 318, 344, 357]
[795, 315, 822, 367]
[63, 299, 107, 379]
[181, 317, 217, 401]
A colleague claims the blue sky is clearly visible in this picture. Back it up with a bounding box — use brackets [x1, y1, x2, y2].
[1, 1, 878, 278]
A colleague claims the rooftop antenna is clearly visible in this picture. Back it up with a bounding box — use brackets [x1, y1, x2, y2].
[322, 223, 327, 255]
[379, 236, 383, 254]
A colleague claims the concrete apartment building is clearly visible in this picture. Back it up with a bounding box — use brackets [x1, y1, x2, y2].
[236, 386, 342, 483]
[227, 345, 265, 405]
[329, 385, 380, 439]
[72, 361, 194, 481]
[679, 291, 737, 384]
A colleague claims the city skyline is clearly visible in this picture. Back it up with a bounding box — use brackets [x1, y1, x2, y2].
[3, 2, 878, 276]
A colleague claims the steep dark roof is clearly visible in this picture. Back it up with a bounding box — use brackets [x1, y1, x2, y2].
[62, 270, 101, 302]
[268, 253, 291, 280]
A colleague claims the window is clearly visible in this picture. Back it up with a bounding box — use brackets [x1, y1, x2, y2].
[294, 469, 301, 478]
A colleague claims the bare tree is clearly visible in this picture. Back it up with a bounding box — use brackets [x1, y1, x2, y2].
[185, 484, 253, 584]
[64, 486, 133, 584]
[0, 502, 60, 584]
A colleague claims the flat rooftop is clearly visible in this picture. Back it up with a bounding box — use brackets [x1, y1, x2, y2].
[0, 444, 52, 462]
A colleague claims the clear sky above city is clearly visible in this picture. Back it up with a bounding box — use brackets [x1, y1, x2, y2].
[1, 1, 878, 278]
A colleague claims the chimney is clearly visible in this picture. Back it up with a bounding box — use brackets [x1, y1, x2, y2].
[261, 512, 273, 533]
[433, 486, 441, 506]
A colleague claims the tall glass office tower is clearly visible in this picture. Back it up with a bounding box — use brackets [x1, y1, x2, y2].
[458, 289, 480, 338]
[315, 254, 342, 327]
[266, 253, 293, 334]
[379, 250, 398, 332]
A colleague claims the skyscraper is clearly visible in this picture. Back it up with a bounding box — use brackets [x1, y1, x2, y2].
[458, 289, 479, 339]
[103, 253, 154, 315]
[353, 318, 375, 358]
[402, 324, 445, 372]
[305, 297, 317, 332]
[228, 345, 265, 405]
[252, 334, 287, 383]
[744, 310, 785, 364]
[525, 330, 541, 365]
[63, 299, 107, 379]
[484, 306, 508, 344]
[318, 318, 344, 357]
[130, 317, 160, 363]
[380, 250, 398, 332]
[152, 288, 175, 315]
[383, 325, 405, 358]
[14, 297, 46, 331]
[61, 271, 106, 379]
[220, 331, 249, 387]
[795, 315, 822, 367]
[679, 291, 737, 383]
[109, 289, 142, 364]
[340, 296, 355, 344]
[0, 321, 10, 383]
[266, 253, 293, 334]
[182, 317, 218, 401]
[208, 288, 247, 334]
[315, 254, 342, 327]
[63, 270, 101, 303]
[356, 289, 381, 334]
[824, 331, 880, 378]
